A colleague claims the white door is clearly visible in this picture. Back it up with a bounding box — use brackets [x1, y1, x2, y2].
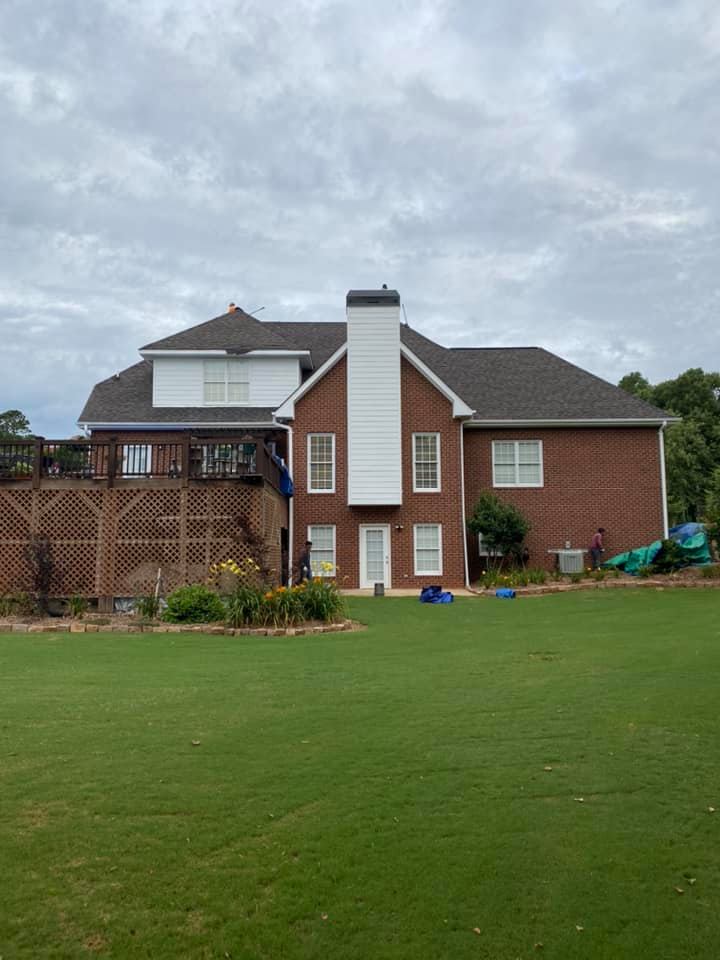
[359, 525, 391, 588]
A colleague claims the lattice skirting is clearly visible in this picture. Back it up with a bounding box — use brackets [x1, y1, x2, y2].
[0, 484, 287, 598]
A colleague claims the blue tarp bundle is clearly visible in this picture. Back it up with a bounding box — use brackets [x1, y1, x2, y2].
[419, 585, 454, 604]
[495, 588, 516, 599]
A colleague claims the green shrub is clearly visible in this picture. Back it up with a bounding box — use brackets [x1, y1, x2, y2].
[637, 565, 654, 579]
[260, 586, 304, 627]
[0, 592, 34, 617]
[226, 585, 265, 627]
[700, 564, 720, 579]
[298, 577, 346, 623]
[527, 568, 547, 585]
[651, 539, 689, 574]
[467, 493, 531, 567]
[135, 595, 161, 620]
[569, 571, 584, 584]
[67, 595, 88, 619]
[162, 584, 226, 623]
[588, 569, 606, 582]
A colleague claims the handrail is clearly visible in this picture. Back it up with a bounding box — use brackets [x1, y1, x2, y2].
[0, 437, 284, 492]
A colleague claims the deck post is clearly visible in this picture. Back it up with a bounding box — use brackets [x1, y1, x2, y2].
[107, 437, 118, 488]
[32, 437, 43, 489]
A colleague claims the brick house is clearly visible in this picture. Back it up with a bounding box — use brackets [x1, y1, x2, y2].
[79, 289, 673, 588]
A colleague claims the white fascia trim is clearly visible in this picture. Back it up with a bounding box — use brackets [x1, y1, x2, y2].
[465, 417, 681, 428]
[400, 345, 474, 418]
[77, 421, 277, 430]
[140, 349, 311, 359]
[274, 343, 347, 419]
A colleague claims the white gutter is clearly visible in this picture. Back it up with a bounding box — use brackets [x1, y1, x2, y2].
[272, 420, 294, 585]
[464, 417, 680, 428]
[77, 421, 278, 431]
[459, 420, 470, 588]
[659, 420, 669, 538]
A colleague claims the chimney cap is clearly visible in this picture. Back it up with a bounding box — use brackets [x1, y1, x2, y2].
[228, 302, 239, 312]
[346, 289, 400, 307]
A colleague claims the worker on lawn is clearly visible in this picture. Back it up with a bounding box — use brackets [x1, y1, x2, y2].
[298, 540, 312, 582]
[590, 527, 606, 569]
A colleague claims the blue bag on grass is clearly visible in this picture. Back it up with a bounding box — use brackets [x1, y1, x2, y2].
[419, 585, 454, 604]
[495, 588, 516, 599]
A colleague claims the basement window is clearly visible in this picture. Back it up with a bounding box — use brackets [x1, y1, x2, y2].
[414, 524, 443, 576]
[308, 524, 336, 576]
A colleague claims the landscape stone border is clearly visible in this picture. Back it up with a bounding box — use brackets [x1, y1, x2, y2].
[471, 576, 720, 597]
[0, 619, 361, 636]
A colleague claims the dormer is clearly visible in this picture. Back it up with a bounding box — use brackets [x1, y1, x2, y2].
[139, 305, 311, 409]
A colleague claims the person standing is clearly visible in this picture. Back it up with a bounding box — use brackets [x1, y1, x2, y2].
[298, 540, 312, 582]
[590, 528, 606, 569]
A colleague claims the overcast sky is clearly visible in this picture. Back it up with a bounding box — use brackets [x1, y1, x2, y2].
[1, 0, 719, 436]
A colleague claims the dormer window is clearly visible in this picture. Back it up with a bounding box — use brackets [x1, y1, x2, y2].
[203, 359, 249, 405]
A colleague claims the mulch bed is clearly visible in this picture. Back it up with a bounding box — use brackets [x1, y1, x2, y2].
[472, 566, 720, 597]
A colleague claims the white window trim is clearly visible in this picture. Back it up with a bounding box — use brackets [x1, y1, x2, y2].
[492, 440, 544, 488]
[307, 524, 336, 577]
[307, 433, 336, 494]
[477, 533, 501, 558]
[203, 359, 250, 406]
[412, 432, 441, 493]
[413, 524, 443, 576]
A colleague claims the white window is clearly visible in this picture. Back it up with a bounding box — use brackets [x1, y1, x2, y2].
[414, 524, 443, 576]
[308, 525, 336, 576]
[492, 440, 543, 487]
[203, 359, 249, 405]
[308, 433, 335, 493]
[122, 444, 152, 476]
[413, 433, 441, 492]
[477, 533, 500, 558]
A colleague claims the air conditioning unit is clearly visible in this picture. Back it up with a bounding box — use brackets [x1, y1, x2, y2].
[558, 549, 585, 574]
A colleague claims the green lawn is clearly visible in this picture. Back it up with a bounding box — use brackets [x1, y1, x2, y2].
[2, 591, 720, 959]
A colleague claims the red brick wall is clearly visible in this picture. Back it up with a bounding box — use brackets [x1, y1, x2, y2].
[463, 427, 665, 580]
[293, 356, 466, 588]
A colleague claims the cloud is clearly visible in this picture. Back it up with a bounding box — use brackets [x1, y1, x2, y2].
[0, 0, 719, 434]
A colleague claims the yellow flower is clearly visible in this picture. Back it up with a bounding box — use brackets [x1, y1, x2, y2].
[277, 586, 286, 593]
[313, 576, 322, 584]
[264, 591, 273, 600]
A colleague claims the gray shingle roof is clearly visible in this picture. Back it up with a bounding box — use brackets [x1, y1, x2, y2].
[444, 348, 671, 421]
[141, 308, 297, 352]
[79, 311, 671, 426]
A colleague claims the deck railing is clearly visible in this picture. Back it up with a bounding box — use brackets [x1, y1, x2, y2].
[0, 437, 283, 492]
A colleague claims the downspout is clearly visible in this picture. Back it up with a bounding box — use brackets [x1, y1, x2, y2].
[459, 420, 470, 588]
[273, 420, 294, 584]
[659, 420, 669, 539]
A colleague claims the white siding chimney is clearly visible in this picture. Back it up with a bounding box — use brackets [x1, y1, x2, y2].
[346, 289, 402, 505]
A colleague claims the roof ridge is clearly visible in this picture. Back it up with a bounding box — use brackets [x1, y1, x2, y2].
[141, 308, 294, 352]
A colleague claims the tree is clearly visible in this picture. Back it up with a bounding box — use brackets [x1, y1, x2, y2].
[618, 371, 654, 403]
[0, 409, 32, 440]
[618, 367, 720, 523]
[652, 368, 720, 422]
[467, 493, 530, 568]
[664, 421, 714, 523]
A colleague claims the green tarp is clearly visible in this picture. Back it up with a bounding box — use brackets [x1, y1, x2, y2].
[603, 531, 712, 575]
